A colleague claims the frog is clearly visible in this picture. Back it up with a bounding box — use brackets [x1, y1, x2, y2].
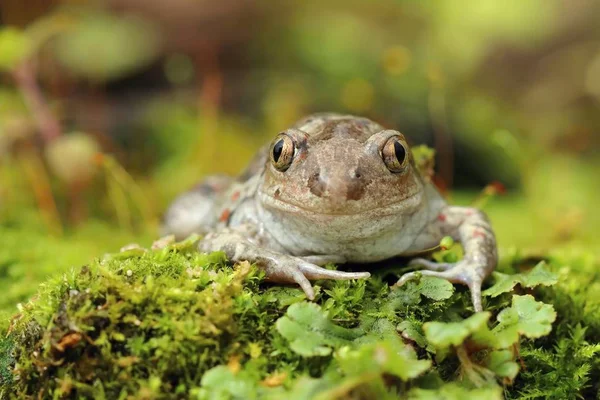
[162, 113, 497, 312]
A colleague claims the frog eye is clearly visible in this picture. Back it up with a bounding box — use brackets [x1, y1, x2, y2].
[270, 134, 295, 172]
[382, 136, 409, 173]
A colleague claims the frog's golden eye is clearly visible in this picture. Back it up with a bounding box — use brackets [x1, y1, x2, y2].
[382, 136, 409, 173]
[270, 134, 295, 172]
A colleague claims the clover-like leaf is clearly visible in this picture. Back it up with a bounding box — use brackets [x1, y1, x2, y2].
[198, 366, 275, 400]
[397, 320, 428, 349]
[408, 383, 503, 400]
[385, 283, 421, 309]
[493, 295, 556, 348]
[357, 318, 400, 344]
[386, 275, 455, 311]
[523, 261, 559, 287]
[276, 302, 362, 356]
[267, 376, 334, 400]
[483, 262, 558, 297]
[423, 312, 491, 350]
[418, 276, 455, 301]
[337, 338, 432, 382]
[486, 349, 519, 381]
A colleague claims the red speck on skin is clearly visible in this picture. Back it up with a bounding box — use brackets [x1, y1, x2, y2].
[437, 213, 447, 222]
[466, 210, 474, 217]
[231, 191, 240, 201]
[219, 209, 231, 222]
[473, 229, 486, 239]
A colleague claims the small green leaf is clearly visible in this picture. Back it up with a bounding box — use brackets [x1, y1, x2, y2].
[482, 272, 518, 297]
[199, 366, 260, 400]
[418, 276, 455, 301]
[493, 295, 557, 348]
[486, 349, 519, 380]
[273, 376, 333, 400]
[522, 261, 559, 287]
[337, 338, 432, 381]
[386, 282, 421, 308]
[387, 275, 454, 310]
[357, 318, 400, 344]
[440, 236, 455, 250]
[276, 302, 362, 357]
[397, 320, 428, 349]
[483, 262, 558, 297]
[408, 383, 503, 400]
[423, 312, 491, 350]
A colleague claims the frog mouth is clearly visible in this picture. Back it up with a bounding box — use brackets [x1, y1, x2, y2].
[257, 189, 422, 217]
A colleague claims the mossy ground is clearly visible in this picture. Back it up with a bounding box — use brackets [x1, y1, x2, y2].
[0, 197, 599, 399]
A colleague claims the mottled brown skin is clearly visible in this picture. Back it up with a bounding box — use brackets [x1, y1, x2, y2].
[162, 114, 498, 311]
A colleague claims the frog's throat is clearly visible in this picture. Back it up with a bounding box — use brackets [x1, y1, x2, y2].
[256, 189, 423, 218]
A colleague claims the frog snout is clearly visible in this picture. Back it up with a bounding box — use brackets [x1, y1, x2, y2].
[307, 169, 366, 202]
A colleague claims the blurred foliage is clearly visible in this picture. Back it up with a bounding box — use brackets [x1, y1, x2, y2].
[0, 0, 597, 226]
[54, 10, 161, 82]
[0, 27, 32, 71]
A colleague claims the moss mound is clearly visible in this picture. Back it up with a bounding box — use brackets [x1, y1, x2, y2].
[1, 237, 599, 399]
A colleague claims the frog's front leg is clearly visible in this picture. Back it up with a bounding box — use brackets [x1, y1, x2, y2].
[200, 225, 369, 299]
[395, 206, 497, 312]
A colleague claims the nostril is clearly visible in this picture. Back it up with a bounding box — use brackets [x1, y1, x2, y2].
[308, 172, 325, 197]
[353, 170, 362, 179]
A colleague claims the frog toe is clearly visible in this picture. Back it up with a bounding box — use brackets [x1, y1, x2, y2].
[408, 258, 454, 271]
[298, 262, 370, 281]
[263, 262, 315, 300]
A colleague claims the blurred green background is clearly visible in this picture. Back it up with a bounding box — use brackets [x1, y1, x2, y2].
[0, 0, 599, 315]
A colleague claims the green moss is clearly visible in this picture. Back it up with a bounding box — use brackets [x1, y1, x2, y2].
[505, 250, 600, 399]
[1, 232, 596, 399]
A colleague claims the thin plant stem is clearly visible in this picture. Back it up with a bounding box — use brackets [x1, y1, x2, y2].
[18, 149, 63, 235]
[12, 60, 61, 144]
[428, 78, 453, 192]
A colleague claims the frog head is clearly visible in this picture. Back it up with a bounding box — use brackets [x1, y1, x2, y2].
[257, 114, 426, 242]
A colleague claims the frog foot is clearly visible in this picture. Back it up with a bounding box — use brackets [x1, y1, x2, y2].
[263, 256, 370, 300]
[394, 258, 486, 312]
